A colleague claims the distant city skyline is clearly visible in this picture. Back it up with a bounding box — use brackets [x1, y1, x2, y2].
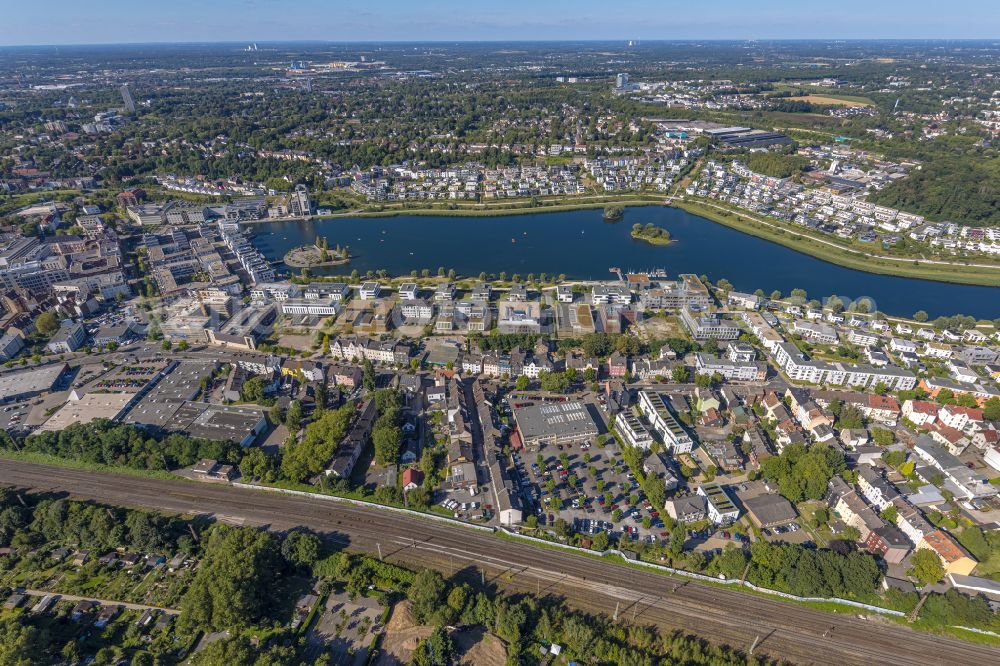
[2, 0, 999, 46]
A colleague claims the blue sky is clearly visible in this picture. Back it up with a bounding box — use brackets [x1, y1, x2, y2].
[2, 0, 998, 45]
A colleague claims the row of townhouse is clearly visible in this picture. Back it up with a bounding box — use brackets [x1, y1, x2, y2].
[350, 163, 583, 201]
[637, 390, 695, 454]
[688, 159, 1000, 258]
[328, 336, 412, 365]
[771, 342, 917, 391]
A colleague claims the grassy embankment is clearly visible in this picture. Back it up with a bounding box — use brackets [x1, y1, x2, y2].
[673, 198, 1000, 288]
[307, 195, 664, 220]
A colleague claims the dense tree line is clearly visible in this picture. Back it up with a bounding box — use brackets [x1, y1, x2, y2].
[398, 567, 757, 666]
[868, 157, 1000, 226]
[714, 541, 881, 599]
[16, 420, 242, 472]
[744, 151, 811, 179]
[179, 525, 290, 632]
[0, 487, 197, 555]
[279, 403, 355, 482]
[373, 389, 404, 465]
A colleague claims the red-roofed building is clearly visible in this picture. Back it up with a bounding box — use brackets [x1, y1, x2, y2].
[865, 394, 901, 425]
[927, 422, 971, 455]
[902, 399, 938, 427]
[918, 530, 977, 576]
[938, 405, 984, 433]
[402, 468, 424, 492]
[116, 188, 145, 209]
[972, 429, 998, 452]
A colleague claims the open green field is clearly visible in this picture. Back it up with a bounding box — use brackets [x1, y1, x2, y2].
[770, 83, 876, 105]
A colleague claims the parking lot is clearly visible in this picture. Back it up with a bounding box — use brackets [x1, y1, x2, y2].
[0, 401, 32, 434]
[513, 437, 669, 546]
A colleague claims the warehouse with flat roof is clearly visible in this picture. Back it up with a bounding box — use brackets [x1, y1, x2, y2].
[39, 392, 137, 432]
[743, 493, 798, 529]
[512, 401, 600, 447]
[0, 363, 67, 403]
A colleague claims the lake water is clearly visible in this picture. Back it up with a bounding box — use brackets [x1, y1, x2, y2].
[250, 207, 1000, 320]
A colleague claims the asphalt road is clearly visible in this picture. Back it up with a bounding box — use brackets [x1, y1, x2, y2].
[3, 459, 998, 666]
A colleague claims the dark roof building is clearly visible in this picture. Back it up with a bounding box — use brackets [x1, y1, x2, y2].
[743, 493, 798, 529]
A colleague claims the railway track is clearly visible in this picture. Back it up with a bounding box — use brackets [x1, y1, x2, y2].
[2, 459, 997, 666]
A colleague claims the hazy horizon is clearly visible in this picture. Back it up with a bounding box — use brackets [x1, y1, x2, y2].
[3, 0, 998, 47]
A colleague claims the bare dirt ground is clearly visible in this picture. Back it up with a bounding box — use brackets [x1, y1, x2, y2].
[374, 600, 434, 666]
[454, 626, 507, 666]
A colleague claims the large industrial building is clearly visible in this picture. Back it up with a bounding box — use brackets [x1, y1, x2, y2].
[0, 363, 68, 404]
[512, 401, 600, 448]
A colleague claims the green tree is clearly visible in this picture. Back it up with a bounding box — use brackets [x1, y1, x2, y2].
[239, 447, 277, 482]
[669, 524, 686, 556]
[362, 357, 377, 391]
[285, 400, 303, 432]
[411, 626, 454, 666]
[759, 443, 844, 503]
[909, 548, 945, 586]
[35, 312, 59, 337]
[0, 617, 38, 666]
[240, 376, 266, 403]
[539, 370, 570, 392]
[671, 365, 688, 383]
[280, 404, 354, 482]
[373, 424, 402, 465]
[179, 525, 284, 632]
[515, 375, 530, 391]
[981, 397, 1000, 422]
[281, 529, 320, 569]
[408, 569, 447, 624]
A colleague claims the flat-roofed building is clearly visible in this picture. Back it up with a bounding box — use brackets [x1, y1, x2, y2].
[398, 282, 418, 300]
[743, 493, 797, 529]
[637, 390, 694, 453]
[614, 408, 654, 449]
[359, 282, 381, 300]
[512, 401, 600, 448]
[680, 307, 739, 340]
[698, 483, 740, 524]
[39, 392, 137, 432]
[0, 363, 67, 403]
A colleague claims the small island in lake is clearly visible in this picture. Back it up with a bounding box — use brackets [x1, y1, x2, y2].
[603, 204, 624, 221]
[631, 222, 672, 246]
[284, 237, 352, 268]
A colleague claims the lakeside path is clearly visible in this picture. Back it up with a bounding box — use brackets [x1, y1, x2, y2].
[667, 195, 1000, 287]
[679, 197, 1000, 271]
[3, 458, 1000, 666]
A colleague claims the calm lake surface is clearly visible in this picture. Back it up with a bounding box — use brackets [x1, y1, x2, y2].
[251, 207, 999, 319]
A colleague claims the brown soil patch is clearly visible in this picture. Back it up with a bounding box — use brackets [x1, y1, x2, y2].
[374, 600, 434, 666]
[454, 626, 508, 666]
